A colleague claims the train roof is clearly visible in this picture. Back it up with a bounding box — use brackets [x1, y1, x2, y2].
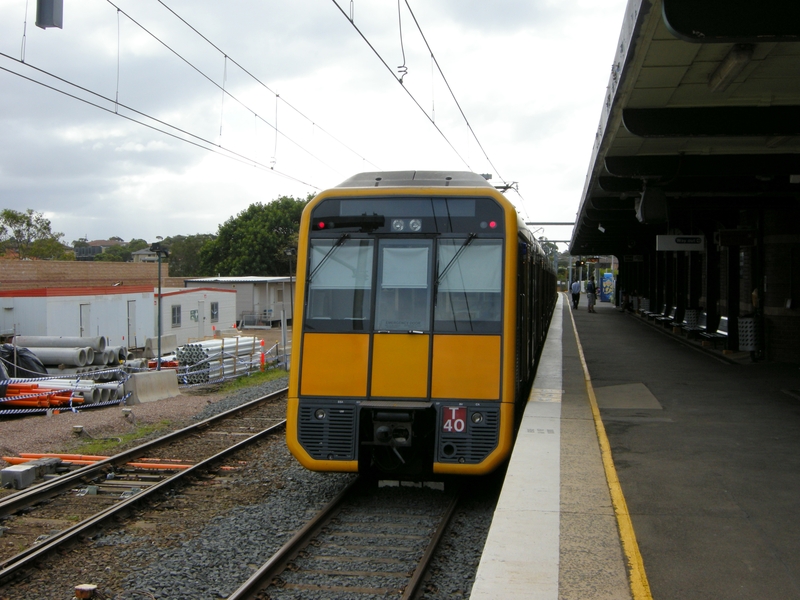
[334, 171, 495, 189]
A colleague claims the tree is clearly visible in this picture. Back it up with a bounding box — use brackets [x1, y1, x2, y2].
[127, 238, 149, 253]
[29, 238, 73, 260]
[199, 195, 310, 276]
[0, 209, 64, 259]
[164, 234, 216, 277]
[93, 245, 129, 262]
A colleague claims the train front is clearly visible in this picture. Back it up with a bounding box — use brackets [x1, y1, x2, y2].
[287, 172, 518, 477]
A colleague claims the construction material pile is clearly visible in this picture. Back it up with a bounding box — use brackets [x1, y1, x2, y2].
[10, 336, 132, 382]
[1, 382, 86, 409]
[0, 336, 129, 414]
[175, 337, 260, 384]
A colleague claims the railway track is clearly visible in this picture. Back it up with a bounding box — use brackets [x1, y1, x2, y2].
[0, 387, 287, 585]
[230, 478, 461, 600]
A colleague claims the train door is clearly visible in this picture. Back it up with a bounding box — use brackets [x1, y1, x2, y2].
[370, 239, 433, 398]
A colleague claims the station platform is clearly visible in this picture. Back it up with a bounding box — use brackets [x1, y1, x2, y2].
[471, 293, 800, 600]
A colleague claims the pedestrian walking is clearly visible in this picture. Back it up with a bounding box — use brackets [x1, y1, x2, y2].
[571, 280, 581, 309]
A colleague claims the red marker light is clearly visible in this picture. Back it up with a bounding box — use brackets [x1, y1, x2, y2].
[489, 220, 497, 229]
[317, 221, 326, 229]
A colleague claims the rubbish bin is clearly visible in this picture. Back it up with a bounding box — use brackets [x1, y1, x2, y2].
[738, 317, 759, 352]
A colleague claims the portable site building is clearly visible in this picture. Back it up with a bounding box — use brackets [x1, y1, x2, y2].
[0, 286, 238, 350]
[183, 276, 294, 327]
[0, 286, 154, 348]
[157, 287, 237, 346]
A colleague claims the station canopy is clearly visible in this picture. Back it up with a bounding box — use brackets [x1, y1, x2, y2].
[570, 0, 800, 256]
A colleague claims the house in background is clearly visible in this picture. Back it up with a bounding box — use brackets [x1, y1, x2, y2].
[131, 248, 159, 263]
[183, 276, 294, 327]
[74, 239, 126, 261]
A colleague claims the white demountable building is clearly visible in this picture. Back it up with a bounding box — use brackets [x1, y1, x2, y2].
[0, 285, 238, 351]
[156, 287, 237, 346]
[0, 285, 154, 348]
[183, 276, 295, 328]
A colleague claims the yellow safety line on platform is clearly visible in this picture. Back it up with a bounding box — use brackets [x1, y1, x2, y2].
[567, 301, 653, 600]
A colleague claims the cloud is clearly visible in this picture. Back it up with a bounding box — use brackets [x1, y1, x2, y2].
[0, 0, 629, 246]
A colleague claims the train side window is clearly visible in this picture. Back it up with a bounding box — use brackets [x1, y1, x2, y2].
[434, 239, 502, 333]
[374, 240, 433, 332]
[305, 238, 374, 332]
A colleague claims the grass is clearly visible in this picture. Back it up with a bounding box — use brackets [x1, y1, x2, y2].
[74, 421, 172, 456]
[69, 368, 288, 456]
[217, 366, 289, 394]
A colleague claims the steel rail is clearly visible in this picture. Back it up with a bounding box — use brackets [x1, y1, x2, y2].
[401, 491, 461, 599]
[228, 477, 363, 600]
[229, 480, 460, 600]
[0, 419, 286, 582]
[0, 387, 288, 518]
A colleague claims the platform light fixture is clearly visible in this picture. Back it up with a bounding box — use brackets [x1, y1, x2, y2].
[709, 44, 754, 92]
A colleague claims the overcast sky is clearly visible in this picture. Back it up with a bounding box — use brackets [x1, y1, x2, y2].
[0, 0, 628, 248]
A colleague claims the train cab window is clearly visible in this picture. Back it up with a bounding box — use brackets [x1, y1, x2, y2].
[434, 238, 502, 332]
[374, 240, 433, 332]
[305, 238, 374, 331]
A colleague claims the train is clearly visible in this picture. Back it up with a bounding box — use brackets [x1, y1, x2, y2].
[286, 171, 557, 477]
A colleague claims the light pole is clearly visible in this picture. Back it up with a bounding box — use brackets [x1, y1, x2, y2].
[150, 242, 170, 371]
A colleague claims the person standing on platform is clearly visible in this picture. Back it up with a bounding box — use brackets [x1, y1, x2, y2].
[586, 276, 597, 313]
[571, 279, 581, 309]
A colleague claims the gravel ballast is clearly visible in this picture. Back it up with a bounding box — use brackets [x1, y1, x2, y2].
[0, 375, 499, 599]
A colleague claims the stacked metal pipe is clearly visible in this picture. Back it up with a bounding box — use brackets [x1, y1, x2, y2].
[175, 337, 260, 384]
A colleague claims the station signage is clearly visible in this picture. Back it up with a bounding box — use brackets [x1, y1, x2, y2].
[656, 235, 705, 251]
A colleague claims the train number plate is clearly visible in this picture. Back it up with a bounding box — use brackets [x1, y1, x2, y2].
[442, 407, 467, 434]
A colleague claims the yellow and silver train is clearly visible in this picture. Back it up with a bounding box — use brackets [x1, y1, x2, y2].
[287, 171, 556, 476]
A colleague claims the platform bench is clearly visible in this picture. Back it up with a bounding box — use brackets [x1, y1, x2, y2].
[656, 306, 678, 327]
[682, 312, 708, 339]
[645, 303, 667, 321]
[700, 316, 728, 348]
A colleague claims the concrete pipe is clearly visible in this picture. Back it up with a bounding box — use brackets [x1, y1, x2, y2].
[92, 349, 110, 366]
[14, 336, 106, 353]
[29, 347, 89, 367]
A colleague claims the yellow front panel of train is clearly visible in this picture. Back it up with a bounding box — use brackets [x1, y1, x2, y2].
[371, 333, 430, 398]
[431, 335, 501, 400]
[300, 333, 369, 397]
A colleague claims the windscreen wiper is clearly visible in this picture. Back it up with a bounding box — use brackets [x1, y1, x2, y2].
[307, 234, 350, 282]
[435, 233, 477, 286]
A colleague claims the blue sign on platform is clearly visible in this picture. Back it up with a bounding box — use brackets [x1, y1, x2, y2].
[600, 273, 613, 302]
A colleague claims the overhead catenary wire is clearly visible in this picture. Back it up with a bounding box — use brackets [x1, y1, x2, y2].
[155, 0, 380, 171]
[329, 0, 473, 171]
[0, 56, 318, 189]
[103, 0, 345, 178]
[400, 1, 508, 188]
[334, 0, 532, 217]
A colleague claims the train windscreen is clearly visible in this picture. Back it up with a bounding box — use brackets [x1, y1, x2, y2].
[305, 196, 504, 333]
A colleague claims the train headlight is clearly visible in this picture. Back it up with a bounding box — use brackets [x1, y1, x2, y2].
[391, 219, 405, 232]
[409, 218, 422, 232]
[314, 409, 326, 420]
[471, 412, 484, 424]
